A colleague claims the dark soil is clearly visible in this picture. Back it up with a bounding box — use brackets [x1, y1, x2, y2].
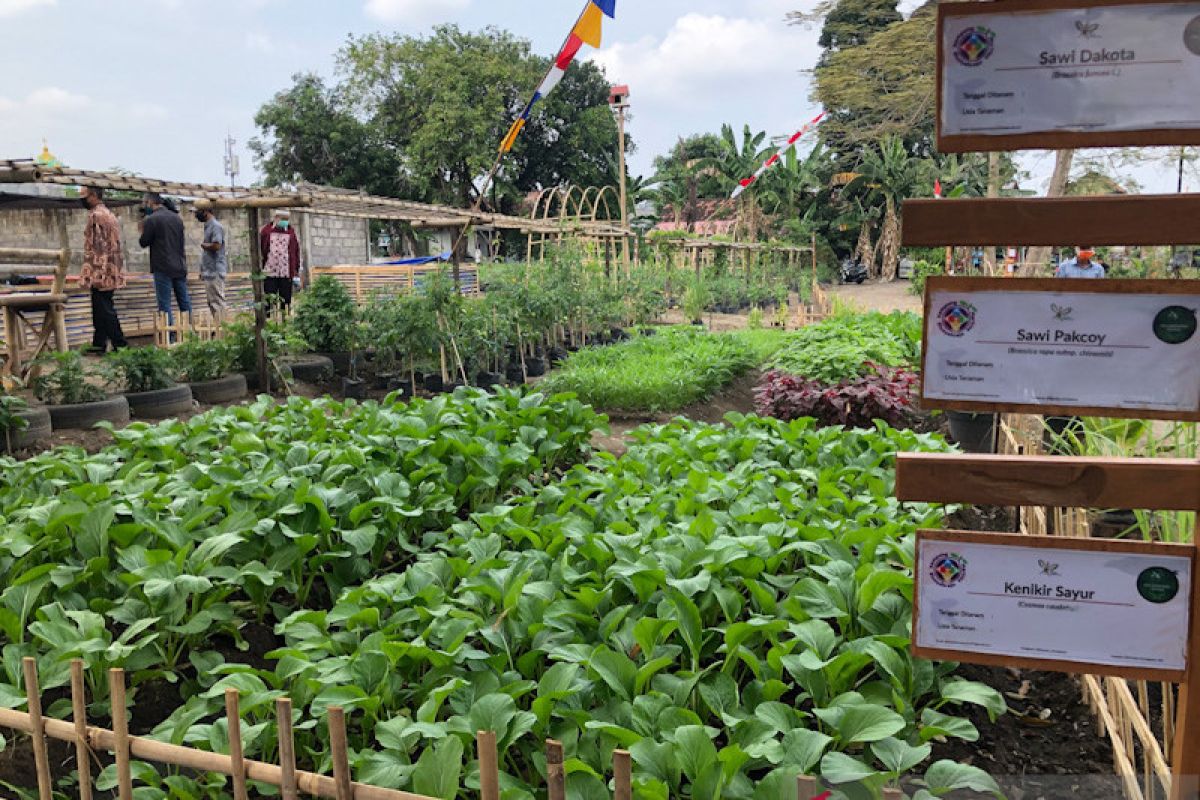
[592, 370, 763, 455]
[932, 665, 1121, 799]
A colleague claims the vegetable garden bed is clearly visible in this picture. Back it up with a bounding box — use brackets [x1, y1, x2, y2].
[0, 385, 1024, 799]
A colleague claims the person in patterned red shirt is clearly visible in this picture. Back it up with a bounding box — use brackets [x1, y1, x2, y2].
[259, 210, 301, 308]
[78, 186, 128, 352]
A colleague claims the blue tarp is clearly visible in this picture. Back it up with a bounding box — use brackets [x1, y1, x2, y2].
[382, 251, 452, 266]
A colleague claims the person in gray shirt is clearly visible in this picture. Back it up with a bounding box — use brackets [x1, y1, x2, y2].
[195, 208, 228, 320]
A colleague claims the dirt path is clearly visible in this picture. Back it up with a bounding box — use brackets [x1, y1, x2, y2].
[829, 280, 923, 314]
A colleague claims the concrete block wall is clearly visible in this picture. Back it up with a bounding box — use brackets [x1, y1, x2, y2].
[301, 212, 369, 267]
[0, 204, 253, 274]
[0, 206, 368, 274]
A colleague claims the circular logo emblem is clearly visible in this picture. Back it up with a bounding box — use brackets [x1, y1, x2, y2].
[1137, 567, 1181, 604]
[1153, 306, 1197, 345]
[930, 553, 969, 588]
[1185, 15, 1200, 56]
[953, 27, 997, 67]
[937, 301, 978, 337]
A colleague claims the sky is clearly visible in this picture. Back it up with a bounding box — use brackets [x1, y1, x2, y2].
[0, 0, 1186, 194]
[0, 0, 822, 188]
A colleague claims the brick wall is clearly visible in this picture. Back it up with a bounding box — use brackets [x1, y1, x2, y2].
[0, 205, 368, 274]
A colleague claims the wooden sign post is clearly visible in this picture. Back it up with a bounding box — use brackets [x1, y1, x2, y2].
[899, 278, 1200, 797]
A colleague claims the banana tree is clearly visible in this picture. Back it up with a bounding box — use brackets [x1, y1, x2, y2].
[847, 137, 932, 281]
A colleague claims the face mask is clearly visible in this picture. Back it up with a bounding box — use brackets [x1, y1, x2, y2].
[278, 220, 290, 231]
[195, 212, 207, 223]
[143, 204, 155, 216]
[80, 198, 91, 209]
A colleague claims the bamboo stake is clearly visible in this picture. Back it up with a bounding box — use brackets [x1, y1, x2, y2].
[225, 690, 249, 800]
[612, 750, 631, 800]
[797, 775, 820, 800]
[70, 660, 94, 800]
[546, 740, 566, 800]
[276, 698, 299, 800]
[477, 731, 500, 800]
[110, 669, 133, 800]
[329, 707, 353, 800]
[22, 659, 52, 800]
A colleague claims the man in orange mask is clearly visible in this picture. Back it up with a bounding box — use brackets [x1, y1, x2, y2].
[1055, 246, 1106, 279]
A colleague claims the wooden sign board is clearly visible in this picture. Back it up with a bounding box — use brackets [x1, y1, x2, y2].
[902, 194, 1200, 248]
[921, 277, 1200, 421]
[938, 0, 1200, 152]
[913, 530, 1196, 681]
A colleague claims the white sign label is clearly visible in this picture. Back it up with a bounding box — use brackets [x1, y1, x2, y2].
[924, 288, 1200, 414]
[916, 535, 1194, 672]
[941, 2, 1200, 138]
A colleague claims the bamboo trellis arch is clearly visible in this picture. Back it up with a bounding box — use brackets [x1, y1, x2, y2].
[526, 185, 622, 263]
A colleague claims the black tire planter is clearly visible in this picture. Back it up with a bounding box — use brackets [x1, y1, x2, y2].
[525, 357, 547, 378]
[547, 347, 568, 367]
[946, 411, 998, 454]
[49, 396, 130, 431]
[242, 367, 291, 394]
[424, 374, 446, 394]
[505, 364, 526, 384]
[373, 372, 399, 391]
[1, 406, 52, 453]
[342, 378, 368, 400]
[317, 351, 365, 378]
[126, 385, 195, 419]
[283, 356, 335, 384]
[476, 371, 505, 388]
[388, 379, 414, 400]
[189, 374, 248, 406]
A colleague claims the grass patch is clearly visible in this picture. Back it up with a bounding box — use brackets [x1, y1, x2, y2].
[544, 327, 787, 413]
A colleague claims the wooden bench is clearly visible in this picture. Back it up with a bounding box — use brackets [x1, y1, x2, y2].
[0, 236, 70, 379]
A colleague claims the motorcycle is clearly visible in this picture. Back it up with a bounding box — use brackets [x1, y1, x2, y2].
[839, 258, 869, 285]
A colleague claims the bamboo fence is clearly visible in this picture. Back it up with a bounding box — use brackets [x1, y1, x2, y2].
[998, 415, 1180, 800]
[0, 656, 847, 800]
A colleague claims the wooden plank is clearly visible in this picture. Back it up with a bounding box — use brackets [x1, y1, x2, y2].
[1170, 542, 1200, 800]
[546, 740, 566, 800]
[896, 453, 1200, 511]
[110, 669, 133, 800]
[70, 660, 94, 800]
[902, 195, 1200, 247]
[477, 731, 500, 800]
[276, 699, 299, 800]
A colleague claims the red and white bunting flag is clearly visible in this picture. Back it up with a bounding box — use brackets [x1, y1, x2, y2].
[730, 111, 826, 200]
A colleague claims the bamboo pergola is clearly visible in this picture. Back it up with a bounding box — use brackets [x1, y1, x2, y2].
[0, 160, 631, 242]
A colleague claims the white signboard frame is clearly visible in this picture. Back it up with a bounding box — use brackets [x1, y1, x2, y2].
[938, 0, 1200, 152]
[921, 278, 1200, 422]
[914, 530, 1196, 681]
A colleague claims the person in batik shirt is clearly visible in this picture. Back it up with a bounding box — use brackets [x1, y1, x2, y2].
[78, 186, 128, 352]
[259, 211, 301, 308]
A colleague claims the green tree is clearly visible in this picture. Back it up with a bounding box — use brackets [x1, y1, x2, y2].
[804, 3, 937, 158]
[253, 26, 627, 211]
[251, 74, 401, 196]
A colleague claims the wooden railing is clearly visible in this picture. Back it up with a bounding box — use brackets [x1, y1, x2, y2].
[998, 415, 1180, 800]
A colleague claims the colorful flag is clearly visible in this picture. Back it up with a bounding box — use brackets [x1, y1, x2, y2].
[499, 0, 617, 153]
[730, 112, 826, 200]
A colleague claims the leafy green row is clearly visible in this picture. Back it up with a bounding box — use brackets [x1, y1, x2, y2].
[768, 313, 922, 385]
[0, 390, 601, 714]
[150, 416, 1001, 800]
[541, 329, 782, 413]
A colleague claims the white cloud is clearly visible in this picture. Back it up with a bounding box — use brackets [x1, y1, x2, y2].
[0, 0, 54, 18]
[23, 87, 92, 113]
[245, 32, 277, 54]
[364, 0, 470, 25]
[588, 11, 822, 175]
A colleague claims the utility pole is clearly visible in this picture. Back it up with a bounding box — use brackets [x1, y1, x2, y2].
[223, 134, 240, 191]
[609, 85, 631, 274]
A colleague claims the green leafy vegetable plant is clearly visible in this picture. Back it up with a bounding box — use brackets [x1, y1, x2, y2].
[32, 351, 107, 405]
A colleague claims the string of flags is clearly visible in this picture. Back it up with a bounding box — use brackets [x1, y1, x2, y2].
[730, 111, 827, 200]
[499, 0, 617, 153]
